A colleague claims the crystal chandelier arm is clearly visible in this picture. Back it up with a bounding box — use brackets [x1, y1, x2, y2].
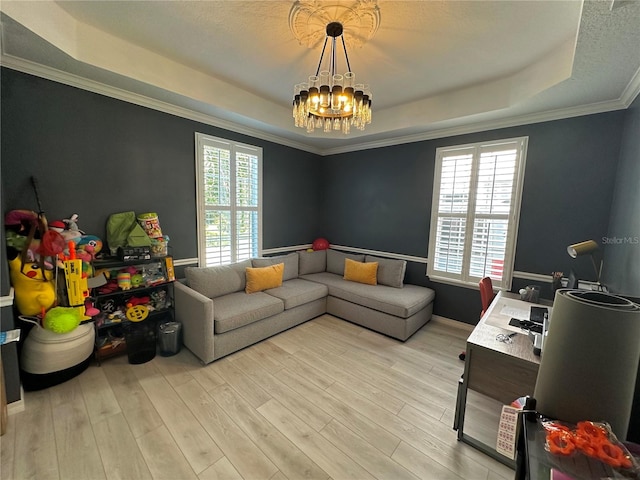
[331, 36, 337, 76]
[315, 37, 329, 77]
[341, 36, 352, 72]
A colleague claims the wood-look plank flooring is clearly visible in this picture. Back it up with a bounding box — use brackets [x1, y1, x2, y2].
[0, 315, 513, 480]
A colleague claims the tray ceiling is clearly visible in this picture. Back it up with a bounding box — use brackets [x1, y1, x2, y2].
[1, 1, 639, 154]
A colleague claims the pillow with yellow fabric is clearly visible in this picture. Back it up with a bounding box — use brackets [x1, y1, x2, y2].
[343, 258, 378, 285]
[245, 263, 284, 293]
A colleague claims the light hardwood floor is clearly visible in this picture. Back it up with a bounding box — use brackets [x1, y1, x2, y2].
[0, 315, 514, 480]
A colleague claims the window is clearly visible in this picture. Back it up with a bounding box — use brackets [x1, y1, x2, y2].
[195, 133, 262, 266]
[427, 137, 528, 289]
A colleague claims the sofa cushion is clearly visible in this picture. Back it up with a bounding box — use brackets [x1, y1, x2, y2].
[300, 272, 434, 318]
[326, 249, 365, 276]
[344, 258, 378, 285]
[365, 255, 407, 288]
[298, 250, 326, 275]
[265, 278, 329, 310]
[213, 291, 284, 333]
[245, 263, 284, 294]
[252, 253, 299, 281]
[186, 259, 252, 299]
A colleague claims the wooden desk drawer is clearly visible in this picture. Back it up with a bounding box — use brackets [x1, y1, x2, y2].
[467, 346, 539, 405]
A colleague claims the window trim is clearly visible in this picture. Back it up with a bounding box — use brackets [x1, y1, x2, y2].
[426, 136, 528, 290]
[195, 132, 263, 267]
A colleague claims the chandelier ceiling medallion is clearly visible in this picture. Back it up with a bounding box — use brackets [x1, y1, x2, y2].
[289, 0, 380, 134]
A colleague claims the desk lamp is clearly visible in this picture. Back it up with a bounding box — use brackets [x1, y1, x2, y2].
[567, 240, 603, 284]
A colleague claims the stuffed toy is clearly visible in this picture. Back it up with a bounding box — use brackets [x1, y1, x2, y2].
[63, 214, 84, 234]
[43, 306, 81, 334]
[117, 272, 131, 290]
[8, 256, 55, 316]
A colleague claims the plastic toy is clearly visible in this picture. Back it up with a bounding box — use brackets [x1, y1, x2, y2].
[62, 242, 89, 304]
[150, 290, 169, 310]
[84, 299, 99, 317]
[131, 273, 144, 288]
[43, 307, 82, 334]
[117, 272, 132, 290]
[8, 256, 55, 316]
[126, 305, 149, 322]
[137, 212, 163, 238]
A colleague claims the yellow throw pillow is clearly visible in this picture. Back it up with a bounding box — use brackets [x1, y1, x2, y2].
[245, 263, 284, 293]
[344, 258, 378, 285]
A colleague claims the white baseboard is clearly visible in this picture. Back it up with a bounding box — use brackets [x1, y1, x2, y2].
[7, 387, 25, 415]
[431, 314, 475, 333]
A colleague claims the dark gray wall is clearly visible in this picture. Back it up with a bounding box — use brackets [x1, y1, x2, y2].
[603, 94, 640, 297]
[0, 67, 632, 326]
[1, 68, 322, 259]
[322, 114, 625, 323]
[1, 178, 21, 403]
[603, 95, 640, 444]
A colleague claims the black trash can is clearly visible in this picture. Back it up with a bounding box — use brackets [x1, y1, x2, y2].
[158, 321, 182, 356]
[124, 321, 157, 364]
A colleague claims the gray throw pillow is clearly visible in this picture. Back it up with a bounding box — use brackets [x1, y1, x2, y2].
[185, 259, 252, 298]
[326, 249, 365, 276]
[365, 255, 406, 288]
[298, 249, 327, 275]
[252, 252, 299, 281]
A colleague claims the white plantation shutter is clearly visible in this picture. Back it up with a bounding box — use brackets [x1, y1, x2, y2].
[427, 138, 527, 289]
[196, 134, 262, 266]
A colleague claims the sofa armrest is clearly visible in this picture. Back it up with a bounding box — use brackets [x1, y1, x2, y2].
[174, 281, 215, 364]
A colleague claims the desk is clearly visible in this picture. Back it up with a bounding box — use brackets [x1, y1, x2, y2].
[454, 291, 552, 465]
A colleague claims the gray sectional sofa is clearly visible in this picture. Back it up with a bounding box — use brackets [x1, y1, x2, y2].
[174, 249, 435, 364]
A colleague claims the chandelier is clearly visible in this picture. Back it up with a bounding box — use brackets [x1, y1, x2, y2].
[292, 21, 372, 134]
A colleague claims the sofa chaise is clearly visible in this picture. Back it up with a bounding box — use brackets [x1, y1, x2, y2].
[174, 248, 435, 364]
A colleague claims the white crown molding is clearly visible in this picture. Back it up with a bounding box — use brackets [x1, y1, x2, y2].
[321, 96, 633, 156]
[0, 54, 322, 155]
[621, 64, 640, 107]
[1, 53, 638, 157]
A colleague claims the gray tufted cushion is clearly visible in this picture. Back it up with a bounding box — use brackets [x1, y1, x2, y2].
[185, 259, 252, 299]
[298, 249, 327, 275]
[326, 249, 365, 276]
[365, 255, 407, 288]
[252, 252, 299, 281]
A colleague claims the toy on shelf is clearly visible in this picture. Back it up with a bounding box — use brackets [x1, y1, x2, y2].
[126, 296, 151, 307]
[131, 273, 144, 288]
[49, 218, 81, 242]
[126, 304, 149, 322]
[137, 212, 163, 239]
[117, 272, 132, 290]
